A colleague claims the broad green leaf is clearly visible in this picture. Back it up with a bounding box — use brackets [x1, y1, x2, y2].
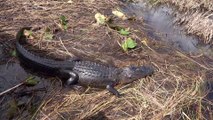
[121, 40, 128, 51]
[95, 13, 106, 24]
[25, 76, 39, 86]
[112, 10, 127, 20]
[11, 50, 17, 57]
[119, 28, 130, 35]
[121, 38, 137, 51]
[126, 38, 137, 48]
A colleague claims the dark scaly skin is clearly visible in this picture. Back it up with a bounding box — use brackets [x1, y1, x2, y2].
[16, 27, 76, 75]
[16, 27, 154, 96]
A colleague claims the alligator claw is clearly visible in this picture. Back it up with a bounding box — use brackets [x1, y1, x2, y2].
[106, 85, 121, 97]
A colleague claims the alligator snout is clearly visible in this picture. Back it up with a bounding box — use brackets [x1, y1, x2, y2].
[119, 65, 154, 85]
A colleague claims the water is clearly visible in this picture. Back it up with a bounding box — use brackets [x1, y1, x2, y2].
[0, 62, 59, 119]
[0, 63, 27, 91]
[123, 1, 212, 54]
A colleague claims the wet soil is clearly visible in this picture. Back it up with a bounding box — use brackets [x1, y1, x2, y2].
[0, 52, 62, 119]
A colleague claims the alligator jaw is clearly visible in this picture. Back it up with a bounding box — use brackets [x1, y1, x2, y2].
[118, 65, 154, 85]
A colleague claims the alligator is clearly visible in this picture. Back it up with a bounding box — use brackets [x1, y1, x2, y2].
[16, 27, 154, 97]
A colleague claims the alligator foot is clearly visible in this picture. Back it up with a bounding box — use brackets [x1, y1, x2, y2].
[59, 69, 79, 85]
[106, 85, 121, 97]
[66, 71, 79, 85]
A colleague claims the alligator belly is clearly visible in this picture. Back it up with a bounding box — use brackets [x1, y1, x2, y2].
[77, 76, 116, 88]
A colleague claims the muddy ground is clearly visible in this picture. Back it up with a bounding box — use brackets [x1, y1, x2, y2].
[0, 0, 213, 120]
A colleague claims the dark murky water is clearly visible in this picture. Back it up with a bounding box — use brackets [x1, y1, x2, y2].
[123, 1, 213, 55]
[0, 62, 60, 119]
[0, 63, 27, 91]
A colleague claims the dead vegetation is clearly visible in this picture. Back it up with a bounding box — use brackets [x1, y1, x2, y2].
[0, 0, 213, 120]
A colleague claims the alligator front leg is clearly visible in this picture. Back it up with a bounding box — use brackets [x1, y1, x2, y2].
[59, 69, 79, 85]
[66, 72, 79, 85]
[106, 85, 121, 97]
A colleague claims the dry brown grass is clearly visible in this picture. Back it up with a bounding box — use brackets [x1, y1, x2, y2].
[154, 0, 213, 44]
[0, 0, 212, 119]
[160, 0, 213, 11]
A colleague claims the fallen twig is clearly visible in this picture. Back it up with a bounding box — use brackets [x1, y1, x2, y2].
[0, 82, 24, 97]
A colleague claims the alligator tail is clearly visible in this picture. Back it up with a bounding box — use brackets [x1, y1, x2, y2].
[15, 27, 60, 73]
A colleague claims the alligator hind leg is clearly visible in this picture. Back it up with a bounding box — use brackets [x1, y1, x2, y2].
[106, 85, 121, 97]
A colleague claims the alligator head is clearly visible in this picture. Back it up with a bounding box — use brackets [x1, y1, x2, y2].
[118, 65, 154, 84]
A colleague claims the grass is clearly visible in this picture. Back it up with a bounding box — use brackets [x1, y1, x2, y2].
[0, 0, 212, 119]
